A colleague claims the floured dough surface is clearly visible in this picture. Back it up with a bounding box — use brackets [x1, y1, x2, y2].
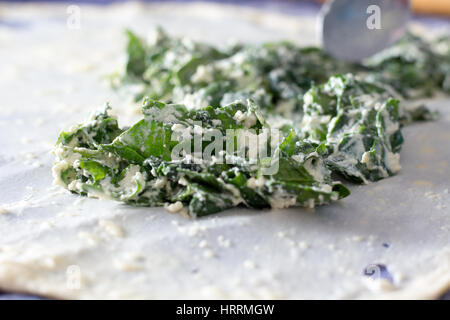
[0, 2, 449, 299]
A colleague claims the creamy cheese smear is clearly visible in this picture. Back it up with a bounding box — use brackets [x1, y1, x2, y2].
[0, 2, 449, 300]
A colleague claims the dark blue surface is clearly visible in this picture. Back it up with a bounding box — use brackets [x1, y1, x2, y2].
[0, 0, 448, 300]
[0, 293, 46, 300]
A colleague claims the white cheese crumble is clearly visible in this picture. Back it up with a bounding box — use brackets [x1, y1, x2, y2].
[233, 110, 257, 128]
[164, 201, 184, 213]
[246, 176, 265, 188]
[385, 152, 402, 173]
[99, 220, 125, 238]
[243, 260, 257, 269]
[198, 240, 208, 248]
[217, 235, 231, 248]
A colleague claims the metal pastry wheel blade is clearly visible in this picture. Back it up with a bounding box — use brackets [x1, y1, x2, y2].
[319, 0, 411, 62]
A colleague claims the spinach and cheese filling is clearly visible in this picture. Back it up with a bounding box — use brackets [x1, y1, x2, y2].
[53, 28, 450, 217]
[53, 98, 349, 217]
[118, 28, 449, 117]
